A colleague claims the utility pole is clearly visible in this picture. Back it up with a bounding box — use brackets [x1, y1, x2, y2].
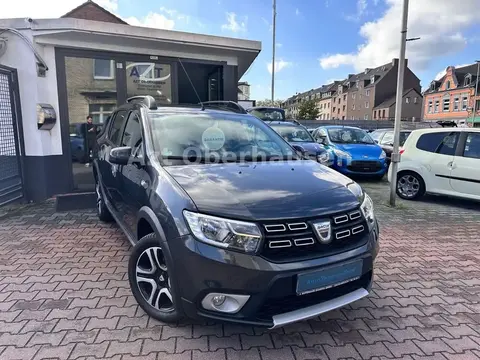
[470, 60, 480, 126]
[389, 0, 409, 207]
[271, 0, 277, 103]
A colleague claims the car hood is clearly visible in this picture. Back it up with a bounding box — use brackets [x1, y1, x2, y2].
[333, 143, 382, 160]
[290, 141, 326, 154]
[165, 161, 359, 221]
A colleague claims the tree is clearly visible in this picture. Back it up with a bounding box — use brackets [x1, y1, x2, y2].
[256, 99, 284, 108]
[298, 100, 319, 120]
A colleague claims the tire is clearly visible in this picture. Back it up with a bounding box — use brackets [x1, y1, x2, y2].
[128, 233, 182, 323]
[396, 171, 426, 200]
[95, 180, 113, 222]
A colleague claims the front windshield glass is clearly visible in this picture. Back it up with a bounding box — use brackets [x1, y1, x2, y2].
[271, 125, 314, 143]
[327, 127, 375, 145]
[249, 109, 285, 121]
[148, 112, 295, 164]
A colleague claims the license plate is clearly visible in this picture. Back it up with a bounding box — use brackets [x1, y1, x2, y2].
[296, 260, 363, 295]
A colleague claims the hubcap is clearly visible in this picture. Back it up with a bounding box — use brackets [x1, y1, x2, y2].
[397, 174, 420, 198]
[135, 247, 174, 312]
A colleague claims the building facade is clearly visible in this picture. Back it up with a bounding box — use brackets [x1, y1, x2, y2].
[237, 81, 251, 100]
[422, 64, 480, 126]
[373, 88, 422, 120]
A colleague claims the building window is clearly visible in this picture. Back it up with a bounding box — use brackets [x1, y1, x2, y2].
[434, 100, 439, 113]
[443, 96, 450, 112]
[464, 74, 472, 86]
[356, 81, 359, 88]
[352, 104, 356, 110]
[446, 80, 451, 90]
[430, 82, 436, 91]
[366, 89, 370, 96]
[89, 104, 115, 124]
[364, 114, 369, 120]
[382, 109, 386, 118]
[343, 95, 346, 101]
[414, 97, 418, 104]
[365, 101, 369, 108]
[428, 100, 433, 113]
[333, 107, 336, 112]
[94, 59, 115, 79]
[352, 93, 356, 99]
[343, 105, 346, 111]
[370, 76, 375, 84]
[328, 103, 330, 108]
[454, 97, 459, 111]
[373, 110, 376, 119]
[462, 96, 468, 110]
[406, 97, 410, 104]
[476, 99, 480, 112]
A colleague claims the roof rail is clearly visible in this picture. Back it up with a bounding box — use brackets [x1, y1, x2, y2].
[126, 95, 157, 110]
[201, 101, 247, 114]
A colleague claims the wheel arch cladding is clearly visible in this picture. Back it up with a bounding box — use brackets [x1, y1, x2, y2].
[137, 206, 168, 244]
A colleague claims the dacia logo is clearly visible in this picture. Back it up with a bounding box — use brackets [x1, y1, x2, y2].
[312, 220, 332, 244]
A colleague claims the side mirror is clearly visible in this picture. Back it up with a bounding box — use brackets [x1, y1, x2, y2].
[316, 136, 326, 145]
[291, 144, 305, 155]
[109, 146, 132, 165]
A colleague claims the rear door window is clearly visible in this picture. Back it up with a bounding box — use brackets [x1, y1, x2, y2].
[108, 110, 128, 146]
[463, 133, 480, 159]
[416, 132, 459, 155]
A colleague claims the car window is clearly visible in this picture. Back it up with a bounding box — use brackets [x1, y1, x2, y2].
[370, 131, 384, 142]
[380, 132, 394, 145]
[399, 132, 411, 146]
[108, 110, 128, 146]
[249, 109, 285, 121]
[327, 128, 375, 144]
[121, 112, 142, 148]
[416, 132, 459, 155]
[463, 133, 480, 159]
[270, 125, 314, 142]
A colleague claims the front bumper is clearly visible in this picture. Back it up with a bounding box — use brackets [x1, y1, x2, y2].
[333, 159, 388, 176]
[170, 222, 379, 328]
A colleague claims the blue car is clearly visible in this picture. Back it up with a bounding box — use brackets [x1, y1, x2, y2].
[312, 126, 387, 178]
[267, 121, 333, 166]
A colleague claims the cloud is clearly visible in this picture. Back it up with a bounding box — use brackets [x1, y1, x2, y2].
[267, 59, 292, 74]
[276, 43, 283, 48]
[434, 63, 473, 80]
[124, 12, 175, 30]
[221, 12, 247, 33]
[319, 0, 479, 72]
[295, 8, 300, 16]
[344, 0, 368, 22]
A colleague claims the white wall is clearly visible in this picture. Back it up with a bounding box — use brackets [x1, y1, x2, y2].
[0, 29, 62, 157]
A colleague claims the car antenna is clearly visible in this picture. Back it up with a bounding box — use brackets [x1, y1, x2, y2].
[178, 58, 205, 110]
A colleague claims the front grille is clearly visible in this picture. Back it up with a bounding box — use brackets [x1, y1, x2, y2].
[347, 160, 382, 173]
[260, 208, 369, 262]
[256, 271, 372, 321]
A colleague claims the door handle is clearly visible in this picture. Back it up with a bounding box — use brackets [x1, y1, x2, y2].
[141, 180, 149, 189]
[447, 161, 456, 169]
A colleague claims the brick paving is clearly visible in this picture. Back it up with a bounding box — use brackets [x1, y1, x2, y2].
[1, 182, 480, 360]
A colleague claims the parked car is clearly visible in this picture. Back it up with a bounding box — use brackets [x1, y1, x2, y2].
[388, 128, 480, 201]
[93, 96, 379, 328]
[267, 121, 333, 166]
[312, 126, 388, 179]
[247, 106, 286, 121]
[370, 129, 412, 166]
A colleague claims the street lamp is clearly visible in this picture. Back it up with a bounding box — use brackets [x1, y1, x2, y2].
[271, 0, 277, 103]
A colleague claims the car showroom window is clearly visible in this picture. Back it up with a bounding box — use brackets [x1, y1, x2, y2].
[463, 133, 480, 159]
[121, 112, 142, 149]
[109, 110, 128, 146]
[416, 132, 454, 153]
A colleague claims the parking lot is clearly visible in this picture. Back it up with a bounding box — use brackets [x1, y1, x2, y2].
[1, 180, 480, 360]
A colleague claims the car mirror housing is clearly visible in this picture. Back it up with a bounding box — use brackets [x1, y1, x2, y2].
[109, 146, 132, 165]
[291, 144, 305, 155]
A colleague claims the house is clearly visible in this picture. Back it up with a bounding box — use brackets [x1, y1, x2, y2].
[373, 88, 422, 121]
[0, 0, 261, 202]
[317, 82, 340, 120]
[238, 81, 251, 100]
[423, 64, 480, 126]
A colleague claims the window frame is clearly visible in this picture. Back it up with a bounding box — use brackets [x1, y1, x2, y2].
[93, 59, 115, 80]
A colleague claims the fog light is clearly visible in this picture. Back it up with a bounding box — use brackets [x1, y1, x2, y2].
[212, 295, 226, 307]
[201, 293, 250, 314]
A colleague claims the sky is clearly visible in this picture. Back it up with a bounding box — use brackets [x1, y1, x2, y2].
[2, 0, 480, 101]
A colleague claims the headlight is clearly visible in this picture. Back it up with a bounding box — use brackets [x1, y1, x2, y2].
[360, 193, 375, 230]
[380, 150, 386, 159]
[183, 211, 262, 253]
[347, 182, 364, 203]
[317, 152, 330, 165]
[333, 149, 351, 166]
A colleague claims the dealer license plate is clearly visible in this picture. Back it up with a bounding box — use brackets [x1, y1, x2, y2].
[296, 260, 363, 296]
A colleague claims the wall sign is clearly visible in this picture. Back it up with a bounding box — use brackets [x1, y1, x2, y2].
[126, 62, 172, 104]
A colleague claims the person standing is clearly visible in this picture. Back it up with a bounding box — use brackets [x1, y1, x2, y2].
[85, 115, 97, 167]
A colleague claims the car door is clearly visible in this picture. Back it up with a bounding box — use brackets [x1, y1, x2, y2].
[117, 111, 151, 235]
[416, 131, 460, 192]
[99, 110, 128, 213]
[449, 132, 480, 197]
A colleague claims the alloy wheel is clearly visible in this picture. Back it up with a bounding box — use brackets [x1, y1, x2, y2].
[397, 174, 420, 199]
[135, 247, 174, 312]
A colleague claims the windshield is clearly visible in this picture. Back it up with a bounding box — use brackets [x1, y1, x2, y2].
[249, 109, 285, 121]
[327, 128, 375, 145]
[148, 112, 295, 164]
[271, 125, 314, 143]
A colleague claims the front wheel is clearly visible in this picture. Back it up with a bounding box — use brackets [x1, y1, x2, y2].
[396, 171, 425, 200]
[95, 181, 113, 222]
[128, 234, 182, 323]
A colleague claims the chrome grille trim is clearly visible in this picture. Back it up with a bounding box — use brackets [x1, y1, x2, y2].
[352, 225, 364, 235]
[269, 240, 292, 248]
[265, 224, 286, 233]
[288, 222, 308, 231]
[336, 229, 351, 239]
[294, 238, 315, 246]
[334, 214, 349, 224]
[349, 211, 361, 221]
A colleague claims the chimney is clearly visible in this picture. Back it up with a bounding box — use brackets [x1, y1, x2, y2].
[364, 68, 371, 74]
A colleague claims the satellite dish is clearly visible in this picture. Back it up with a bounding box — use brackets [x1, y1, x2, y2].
[0, 39, 7, 58]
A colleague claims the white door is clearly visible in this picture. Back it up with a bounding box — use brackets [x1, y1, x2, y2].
[450, 132, 480, 197]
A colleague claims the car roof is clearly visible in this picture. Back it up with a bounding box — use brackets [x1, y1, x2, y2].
[372, 128, 412, 133]
[266, 121, 299, 126]
[319, 125, 364, 130]
[248, 107, 284, 111]
[411, 127, 477, 134]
